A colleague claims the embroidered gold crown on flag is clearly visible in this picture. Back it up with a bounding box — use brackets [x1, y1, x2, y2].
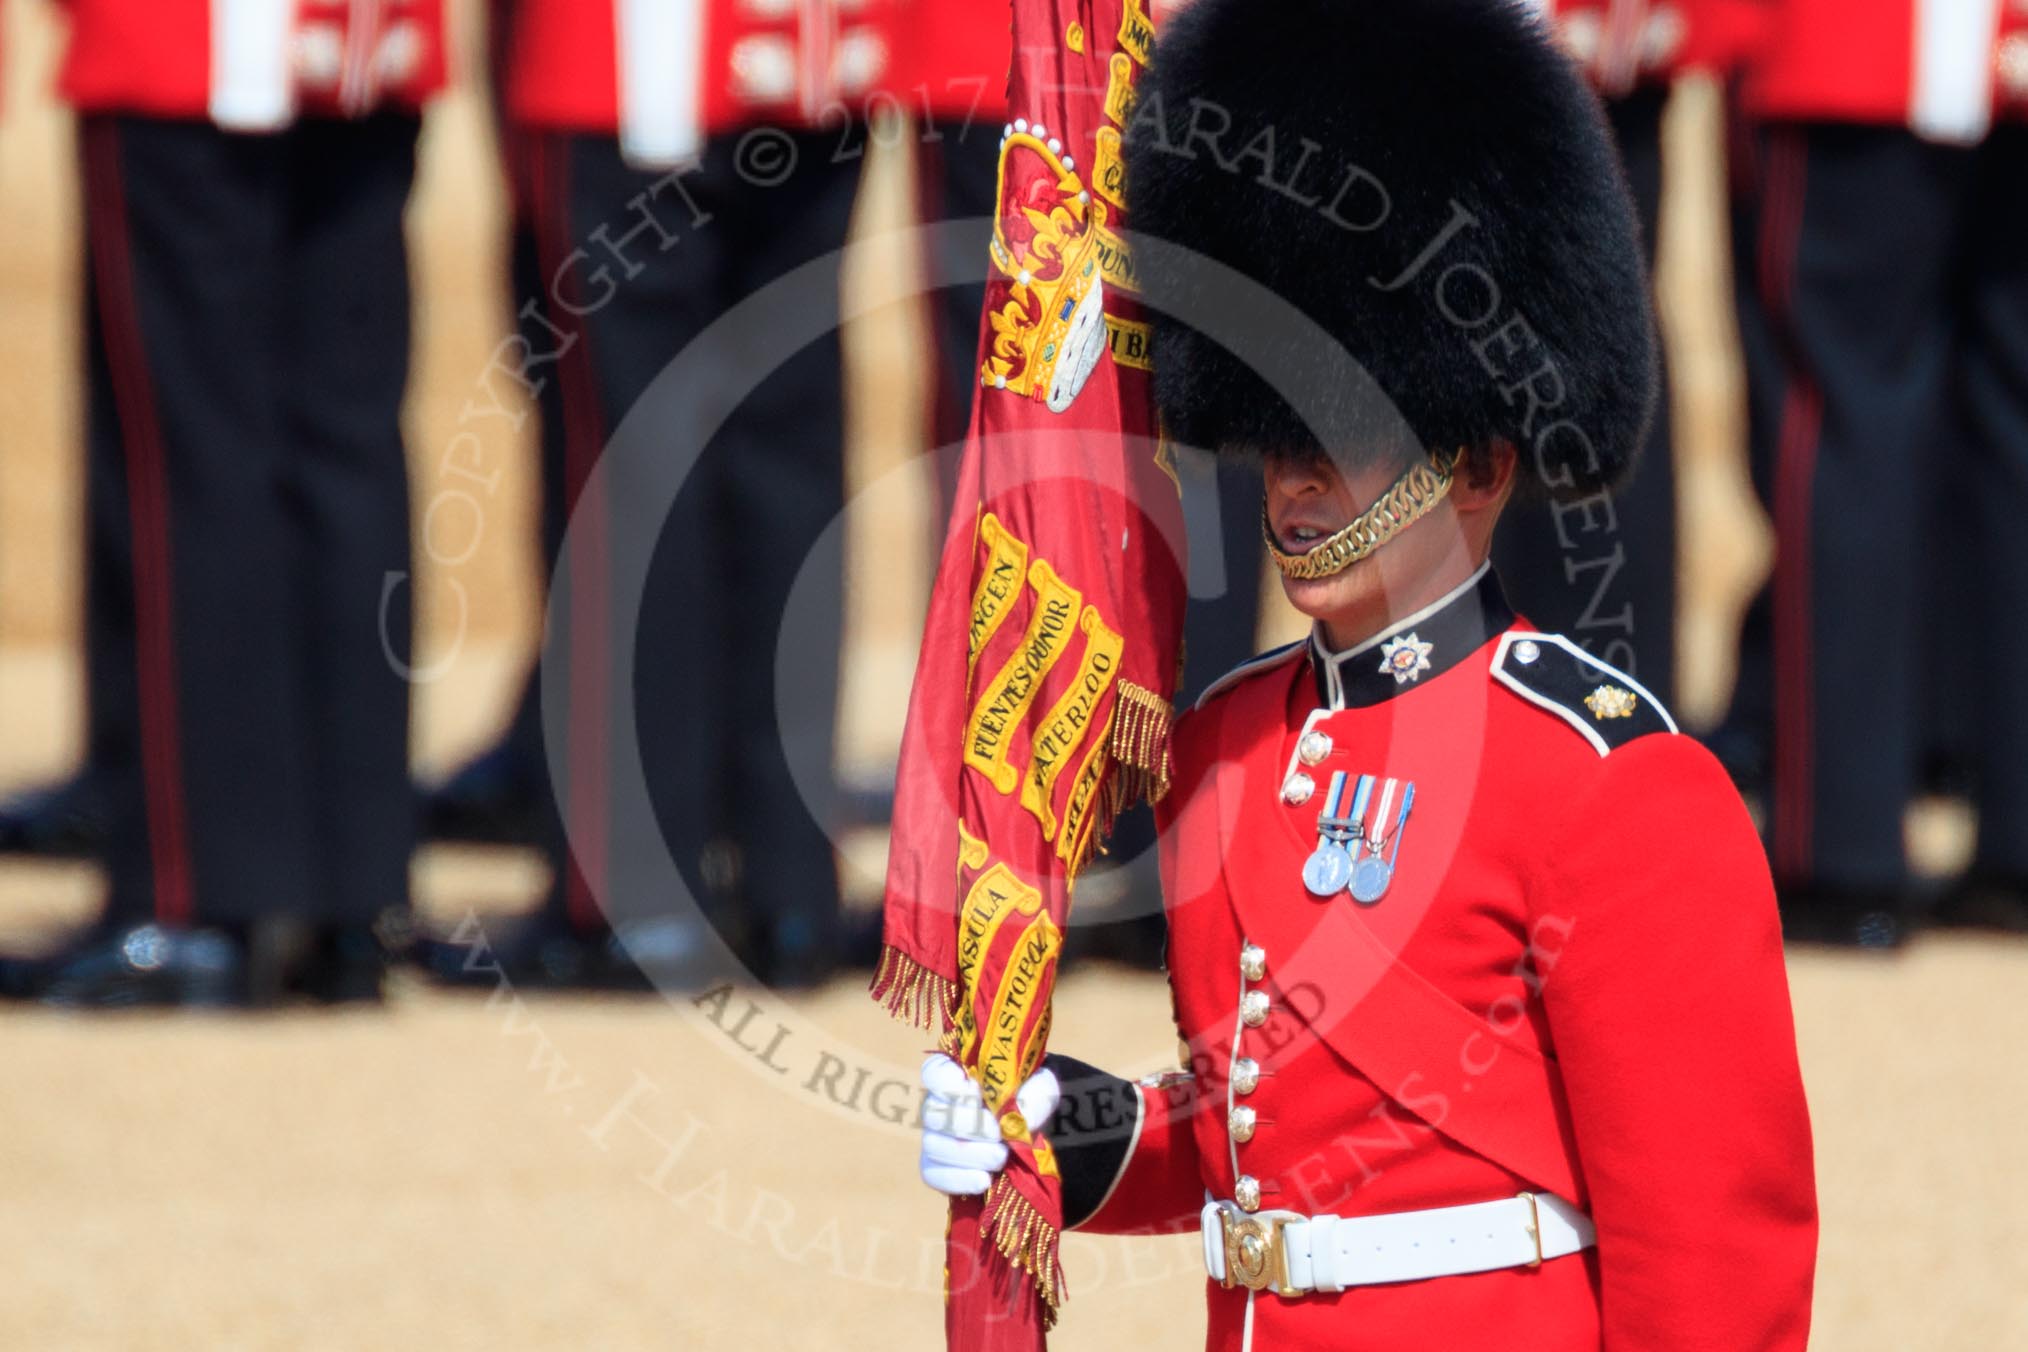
[981, 125, 1110, 414]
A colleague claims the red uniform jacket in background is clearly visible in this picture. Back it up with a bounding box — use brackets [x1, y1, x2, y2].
[1529, 0, 1773, 92]
[1745, 0, 2028, 140]
[1082, 573, 1818, 1351]
[502, 0, 903, 164]
[60, 0, 447, 124]
[874, 0, 1185, 1346]
[890, 0, 1011, 125]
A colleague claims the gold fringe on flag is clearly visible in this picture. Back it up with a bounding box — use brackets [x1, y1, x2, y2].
[982, 1172, 1068, 1327]
[868, 944, 957, 1032]
[1053, 680, 1179, 884]
[1106, 679, 1174, 810]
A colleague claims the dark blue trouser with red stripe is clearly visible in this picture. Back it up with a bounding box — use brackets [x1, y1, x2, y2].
[80, 113, 418, 927]
[499, 128, 854, 967]
[1725, 121, 2028, 894]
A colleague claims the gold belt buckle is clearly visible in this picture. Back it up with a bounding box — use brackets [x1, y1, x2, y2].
[1519, 1191, 1545, 1268]
[1218, 1206, 1302, 1298]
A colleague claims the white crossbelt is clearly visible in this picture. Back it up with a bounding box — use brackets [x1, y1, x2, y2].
[1201, 1191, 1594, 1295]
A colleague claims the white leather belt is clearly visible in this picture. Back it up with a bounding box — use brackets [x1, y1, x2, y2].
[1201, 1192, 1594, 1295]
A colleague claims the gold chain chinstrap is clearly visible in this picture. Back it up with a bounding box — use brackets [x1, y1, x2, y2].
[1263, 448, 1464, 581]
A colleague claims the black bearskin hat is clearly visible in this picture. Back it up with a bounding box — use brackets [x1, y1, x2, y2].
[1124, 0, 1656, 500]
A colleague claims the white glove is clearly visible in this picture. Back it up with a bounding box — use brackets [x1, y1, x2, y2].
[919, 1052, 1061, 1196]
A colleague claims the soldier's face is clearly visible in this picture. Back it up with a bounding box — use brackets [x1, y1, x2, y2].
[1263, 450, 1503, 648]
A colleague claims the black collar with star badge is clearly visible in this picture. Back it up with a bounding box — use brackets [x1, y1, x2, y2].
[1309, 565, 1515, 709]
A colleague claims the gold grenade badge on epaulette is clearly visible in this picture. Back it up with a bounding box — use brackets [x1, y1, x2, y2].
[1584, 684, 1638, 720]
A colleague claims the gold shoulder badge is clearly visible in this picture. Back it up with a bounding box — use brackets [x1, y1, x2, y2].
[1584, 684, 1638, 720]
[980, 124, 1110, 414]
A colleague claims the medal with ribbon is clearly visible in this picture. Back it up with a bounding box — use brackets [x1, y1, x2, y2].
[1305, 771, 1417, 904]
[1349, 775, 1415, 904]
[1302, 770, 1357, 897]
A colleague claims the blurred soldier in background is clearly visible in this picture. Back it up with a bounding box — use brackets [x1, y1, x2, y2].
[424, 0, 1010, 852]
[422, 0, 886, 990]
[1722, 0, 2028, 944]
[1500, 0, 1771, 709]
[0, 2, 112, 862]
[1, 0, 444, 1005]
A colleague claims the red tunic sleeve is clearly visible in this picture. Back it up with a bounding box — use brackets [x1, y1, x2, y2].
[1058, 1066, 1208, 1237]
[1053, 703, 1218, 1237]
[1535, 734, 1817, 1350]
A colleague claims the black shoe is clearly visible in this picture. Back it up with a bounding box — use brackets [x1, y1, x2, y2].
[421, 742, 544, 846]
[34, 923, 245, 1008]
[609, 915, 721, 990]
[1778, 884, 1912, 950]
[762, 942, 840, 992]
[184, 916, 399, 1007]
[0, 948, 58, 999]
[752, 907, 850, 991]
[1930, 874, 2028, 934]
[416, 913, 650, 991]
[0, 772, 110, 858]
[286, 924, 392, 1004]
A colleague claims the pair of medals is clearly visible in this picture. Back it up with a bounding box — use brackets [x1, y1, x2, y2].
[1301, 771, 1416, 905]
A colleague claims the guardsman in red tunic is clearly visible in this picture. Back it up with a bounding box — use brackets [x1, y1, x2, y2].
[917, 1, 1819, 1346]
[1, 1, 446, 1005]
[1714, 0, 2028, 941]
[420, 0, 896, 988]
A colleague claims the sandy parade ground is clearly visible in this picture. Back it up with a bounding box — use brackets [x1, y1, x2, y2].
[0, 929, 2024, 1349]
